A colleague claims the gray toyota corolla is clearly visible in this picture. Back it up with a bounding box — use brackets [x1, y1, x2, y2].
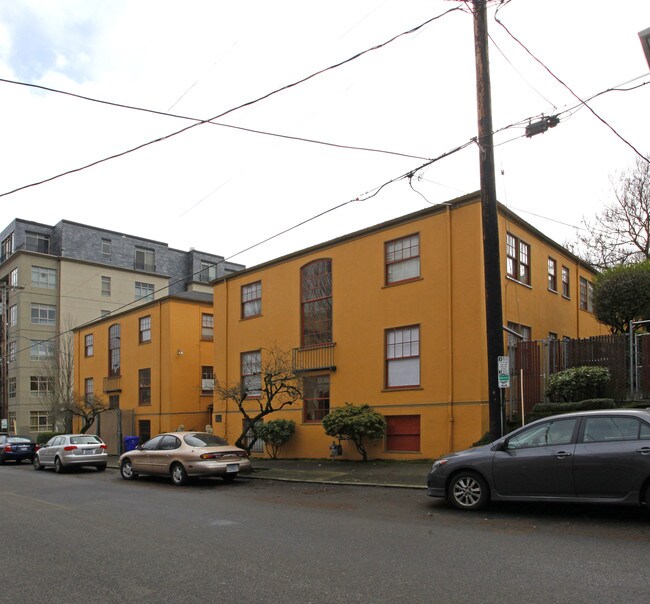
[427, 409, 650, 511]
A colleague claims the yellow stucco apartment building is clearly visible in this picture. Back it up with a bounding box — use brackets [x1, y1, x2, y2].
[74, 292, 216, 452]
[211, 193, 607, 460]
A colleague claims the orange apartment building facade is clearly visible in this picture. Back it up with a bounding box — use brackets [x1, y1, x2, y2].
[74, 292, 216, 452]
[211, 193, 607, 460]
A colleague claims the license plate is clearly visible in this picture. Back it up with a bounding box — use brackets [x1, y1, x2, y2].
[83, 449, 94, 455]
[226, 464, 239, 473]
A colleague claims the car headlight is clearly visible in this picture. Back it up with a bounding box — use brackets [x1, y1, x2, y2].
[431, 459, 448, 471]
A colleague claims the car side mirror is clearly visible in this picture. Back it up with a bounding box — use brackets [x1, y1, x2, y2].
[492, 440, 508, 452]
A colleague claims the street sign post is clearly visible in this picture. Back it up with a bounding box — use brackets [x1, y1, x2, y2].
[497, 355, 510, 389]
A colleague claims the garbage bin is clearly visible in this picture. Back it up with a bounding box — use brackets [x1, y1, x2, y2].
[124, 436, 140, 452]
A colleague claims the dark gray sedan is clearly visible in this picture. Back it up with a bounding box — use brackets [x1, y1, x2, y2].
[427, 409, 650, 511]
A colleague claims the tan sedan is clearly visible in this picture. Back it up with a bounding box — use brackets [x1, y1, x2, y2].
[118, 432, 252, 486]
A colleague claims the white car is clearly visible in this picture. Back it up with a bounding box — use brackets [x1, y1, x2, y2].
[33, 434, 108, 473]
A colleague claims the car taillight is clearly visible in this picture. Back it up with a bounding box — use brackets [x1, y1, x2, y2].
[200, 452, 224, 459]
[99, 444, 107, 449]
[236, 451, 249, 458]
[35, 445, 40, 451]
[4, 445, 11, 452]
[63, 445, 77, 451]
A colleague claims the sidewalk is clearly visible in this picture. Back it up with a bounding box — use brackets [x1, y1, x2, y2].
[107, 456, 430, 489]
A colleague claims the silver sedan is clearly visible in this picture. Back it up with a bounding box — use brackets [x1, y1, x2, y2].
[33, 434, 108, 473]
[119, 432, 252, 486]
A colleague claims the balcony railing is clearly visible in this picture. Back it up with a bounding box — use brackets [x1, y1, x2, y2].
[292, 342, 336, 372]
[103, 375, 122, 393]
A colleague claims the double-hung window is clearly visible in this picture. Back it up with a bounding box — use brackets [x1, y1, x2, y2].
[548, 257, 557, 291]
[202, 313, 214, 339]
[84, 378, 94, 404]
[139, 316, 151, 343]
[506, 233, 531, 285]
[385, 234, 420, 284]
[101, 276, 111, 296]
[561, 266, 570, 298]
[241, 351, 261, 397]
[139, 369, 151, 405]
[242, 281, 262, 318]
[303, 375, 330, 422]
[579, 277, 594, 312]
[85, 334, 94, 357]
[386, 326, 420, 388]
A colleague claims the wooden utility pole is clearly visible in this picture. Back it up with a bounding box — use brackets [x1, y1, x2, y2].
[472, 0, 504, 439]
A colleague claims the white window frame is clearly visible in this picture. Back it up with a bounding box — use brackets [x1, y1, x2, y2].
[386, 326, 420, 388]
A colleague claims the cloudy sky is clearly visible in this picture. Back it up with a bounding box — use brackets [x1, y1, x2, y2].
[0, 0, 649, 267]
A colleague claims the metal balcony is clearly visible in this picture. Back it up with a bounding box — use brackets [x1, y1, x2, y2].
[292, 342, 336, 372]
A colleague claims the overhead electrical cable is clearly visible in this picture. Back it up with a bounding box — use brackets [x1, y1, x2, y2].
[493, 7, 648, 163]
[0, 77, 430, 161]
[0, 6, 462, 199]
[16, 135, 474, 355]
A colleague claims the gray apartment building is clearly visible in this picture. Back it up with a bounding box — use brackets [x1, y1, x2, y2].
[0, 218, 242, 436]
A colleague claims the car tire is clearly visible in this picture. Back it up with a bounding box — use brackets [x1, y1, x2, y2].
[448, 471, 489, 511]
[96, 464, 107, 472]
[33, 456, 44, 471]
[54, 457, 64, 474]
[120, 459, 138, 480]
[170, 462, 188, 486]
[222, 473, 237, 482]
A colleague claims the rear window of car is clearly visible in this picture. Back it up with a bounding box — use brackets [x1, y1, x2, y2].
[69, 436, 103, 445]
[8, 437, 33, 443]
[184, 433, 230, 447]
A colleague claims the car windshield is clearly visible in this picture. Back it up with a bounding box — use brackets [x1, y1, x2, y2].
[8, 436, 33, 443]
[184, 433, 230, 447]
[69, 436, 102, 445]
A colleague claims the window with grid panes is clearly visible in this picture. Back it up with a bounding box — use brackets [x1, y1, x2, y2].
[139, 315, 151, 343]
[548, 257, 557, 291]
[385, 234, 420, 284]
[241, 281, 262, 318]
[561, 266, 570, 298]
[31, 266, 56, 288]
[386, 326, 420, 388]
[85, 333, 94, 357]
[303, 375, 330, 422]
[241, 351, 261, 397]
[506, 233, 531, 285]
[301, 260, 332, 347]
[139, 369, 151, 405]
[202, 313, 213, 339]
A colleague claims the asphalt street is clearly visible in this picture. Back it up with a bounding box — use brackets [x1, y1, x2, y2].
[1, 463, 649, 603]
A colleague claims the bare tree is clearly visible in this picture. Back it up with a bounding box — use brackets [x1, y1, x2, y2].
[215, 346, 302, 452]
[576, 155, 650, 268]
[41, 328, 75, 432]
[41, 323, 109, 433]
[68, 393, 109, 434]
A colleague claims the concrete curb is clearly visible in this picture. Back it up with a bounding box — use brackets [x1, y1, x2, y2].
[241, 474, 426, 489]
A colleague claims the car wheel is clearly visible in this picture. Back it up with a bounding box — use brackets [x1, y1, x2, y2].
[54, 457, 64, 474]
[33, 456, 44, 471]
[120, 459, 138, 480]
[96, 464, 107, 472]
[222, 473, 237, 482]
[170, 462, 188, 486]
[448, 471, 489, 511]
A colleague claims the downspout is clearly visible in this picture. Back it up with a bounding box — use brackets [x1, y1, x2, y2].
[158, 300, 162, 434]
[446, 205, 454, 453]
[223, 279, 229, 439]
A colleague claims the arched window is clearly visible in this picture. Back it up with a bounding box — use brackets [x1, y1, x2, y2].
[108, 324, 121, 377]
[301, 260, 332, 347]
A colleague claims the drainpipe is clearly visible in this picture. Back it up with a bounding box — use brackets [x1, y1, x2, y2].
[445, 204, 454, 453]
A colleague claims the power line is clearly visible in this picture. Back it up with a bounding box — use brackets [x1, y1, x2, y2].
[0, 6, 461, 200]
[0, 77, 431, 162]
[493, 6, 649, 163]
[13, 135, 474, 355]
